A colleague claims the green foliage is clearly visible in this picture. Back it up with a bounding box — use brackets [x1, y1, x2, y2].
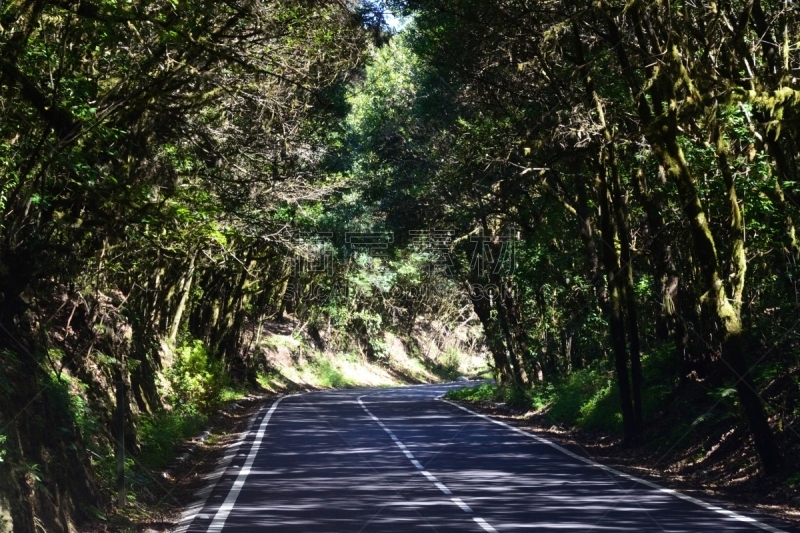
[137, 409, 207, 470]
[446, 383, 497, 402]
[166, 340, 225, 414]
[446, 383, 549, 410]
[313, 359, 352, 389]
[219, 386, 251, 403]
[448, 346, 685, 434]
[547, 368, 621, 431]
[438, 348, 462, 377]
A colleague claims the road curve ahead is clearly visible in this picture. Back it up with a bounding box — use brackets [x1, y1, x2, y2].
[179, 384, 797, 533]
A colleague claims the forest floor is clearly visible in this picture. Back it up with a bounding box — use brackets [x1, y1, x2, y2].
[449, 397, 800, 528]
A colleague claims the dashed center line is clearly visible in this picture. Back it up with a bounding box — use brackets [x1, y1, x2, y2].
[474, 517, 499, 532]
[452, 498, 472, 512]
[357, 396, 497, 532]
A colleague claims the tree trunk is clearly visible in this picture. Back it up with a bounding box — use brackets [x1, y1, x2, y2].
[648, 116, 783, 474]
[169, 251, 197, 346]
[597, 166, 636, 440]
[608, 141, 644, 432]
[593, 92, 637, 439]
[470, 287, 516, 386]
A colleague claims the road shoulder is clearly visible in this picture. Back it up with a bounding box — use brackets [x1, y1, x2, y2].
[445, 397, 800, 529]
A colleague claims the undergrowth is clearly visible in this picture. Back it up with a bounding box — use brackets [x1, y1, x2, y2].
[137, 408, 207, 470]
[446, 344, 679, 433]
[313, 359, 352, 388]
[48, 338, 255, 515]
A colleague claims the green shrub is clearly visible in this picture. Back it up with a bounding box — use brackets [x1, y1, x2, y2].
[315, 359, 351, 388]
[439, 347, 462, 377]
[547, 367, 619, 429]
[445, 383, 498, 402]
[574, 380, 622, 432]
[446, 382, 551, 409]
[138, 408, 206, 469]
[135, 340, 229, 482]
[446, 349, 682, 435]
[166, 340, 225, 413]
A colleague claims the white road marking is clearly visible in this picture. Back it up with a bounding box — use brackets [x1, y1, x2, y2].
[206, 396, 290, 533]
[358, 395, 500, 531]
[173, 404, 266, 533]
[442, 399, 788, 533]
[452, 498, 472, 512]
[474, 517, 499, 532]
[435, 482, 452, 495]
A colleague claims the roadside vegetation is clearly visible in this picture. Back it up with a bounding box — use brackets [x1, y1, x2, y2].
[2, 0, 800, 531]
[448, 345, 679, 434]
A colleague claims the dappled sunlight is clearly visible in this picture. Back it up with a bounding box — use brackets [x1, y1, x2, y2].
[182, 385, 793, 533]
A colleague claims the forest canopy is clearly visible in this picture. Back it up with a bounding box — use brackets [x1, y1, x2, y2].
[2, 0, 800, 531]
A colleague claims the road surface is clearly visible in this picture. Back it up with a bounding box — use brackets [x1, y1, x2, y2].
[177, 383, 796, 533]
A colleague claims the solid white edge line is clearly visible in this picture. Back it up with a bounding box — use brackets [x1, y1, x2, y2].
[173, 408, 263, 533]
[205, 395, 290, 533]
[442, 399, 788, 533]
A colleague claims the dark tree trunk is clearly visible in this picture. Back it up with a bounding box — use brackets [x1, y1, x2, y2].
[597, 166, 636, 440]
[470, 288, 516, 386]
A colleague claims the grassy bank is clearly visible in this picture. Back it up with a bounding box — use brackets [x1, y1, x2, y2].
[447, 345, 679, 433]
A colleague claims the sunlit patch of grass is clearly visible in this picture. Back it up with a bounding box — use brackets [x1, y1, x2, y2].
[220, 386, 250, 402]
[261, 334, 302, 351]
[446, 347, 681, 435]
[257, 325, 483, 391]
[256, 371, 288, 392]
[446, 383, 497, 401]
[314, 359, 352, 388]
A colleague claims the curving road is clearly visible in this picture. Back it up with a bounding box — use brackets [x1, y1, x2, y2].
[177, 384, 797, 533]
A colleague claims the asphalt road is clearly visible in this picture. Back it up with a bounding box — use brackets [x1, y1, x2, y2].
[179, 383, 797, 533]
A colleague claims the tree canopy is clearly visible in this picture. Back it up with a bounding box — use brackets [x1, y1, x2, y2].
[2, 0, 800, 531]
